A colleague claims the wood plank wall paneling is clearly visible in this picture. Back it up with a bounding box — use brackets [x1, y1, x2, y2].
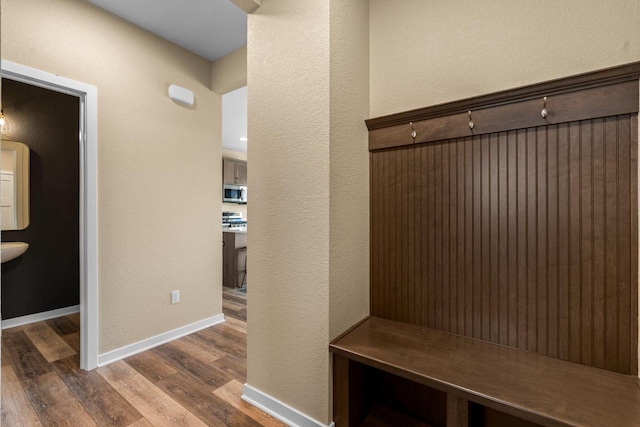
[370, 114, 639, 375]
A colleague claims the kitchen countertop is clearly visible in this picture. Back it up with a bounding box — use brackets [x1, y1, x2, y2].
[223, 227, 247, 234]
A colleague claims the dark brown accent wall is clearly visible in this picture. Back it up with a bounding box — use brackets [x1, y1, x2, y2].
[1, 78, 80, 320]
[369, 64, 640, 375]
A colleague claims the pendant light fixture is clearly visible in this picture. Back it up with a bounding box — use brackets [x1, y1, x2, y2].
[0, 109, 8, 133]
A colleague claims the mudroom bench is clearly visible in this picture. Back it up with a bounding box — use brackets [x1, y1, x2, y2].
[330, 316, 640, 427]
[332, 63, 640, 427]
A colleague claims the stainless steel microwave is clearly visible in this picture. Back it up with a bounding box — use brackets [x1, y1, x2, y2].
[223, 184, 247, 204]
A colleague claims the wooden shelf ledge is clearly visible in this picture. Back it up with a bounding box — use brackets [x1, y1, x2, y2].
[330, 316, 640, 426]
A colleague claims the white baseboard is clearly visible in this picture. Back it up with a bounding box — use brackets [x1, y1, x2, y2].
[242, 384, 335, 427]
[1, 305, 80, 330]
[97, 313, 225, 367]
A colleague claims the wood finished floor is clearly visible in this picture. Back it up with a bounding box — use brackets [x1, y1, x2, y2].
[2, 290, 284, 427]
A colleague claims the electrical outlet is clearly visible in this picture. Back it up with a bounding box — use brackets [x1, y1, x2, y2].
[171, 290, 180, 304]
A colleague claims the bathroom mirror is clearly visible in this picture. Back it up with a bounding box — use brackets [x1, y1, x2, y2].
[1, 140, 30, 230]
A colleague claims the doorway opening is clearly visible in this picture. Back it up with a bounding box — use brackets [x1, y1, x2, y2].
[221, 85, 247, 324]
[0, 60, 98, 371]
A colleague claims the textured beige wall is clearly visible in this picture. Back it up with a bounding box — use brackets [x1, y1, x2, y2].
[211, 46, 247, 96]
[247, 0, 331, 423]
[329, 1, 369, 341]
[1, 0, 222, 353]
[222, 149, 248, 220]
[247, 0, 370, 423]
[370, 0, 640, 117]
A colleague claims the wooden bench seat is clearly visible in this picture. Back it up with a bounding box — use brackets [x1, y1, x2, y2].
[330, 316, 640, 427]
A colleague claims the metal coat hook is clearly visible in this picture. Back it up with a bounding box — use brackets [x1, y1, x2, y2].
[541, 96, 549, 119]
[409, 122, 417, 142]
[468, 111, 475, 130]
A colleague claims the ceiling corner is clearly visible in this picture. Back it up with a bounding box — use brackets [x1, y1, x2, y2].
[229, 0, 262, 14]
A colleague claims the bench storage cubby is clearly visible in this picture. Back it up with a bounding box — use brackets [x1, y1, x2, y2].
[331, 316, 640, 426]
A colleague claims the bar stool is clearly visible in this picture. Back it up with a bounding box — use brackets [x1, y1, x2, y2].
[238, 246, 247, 289]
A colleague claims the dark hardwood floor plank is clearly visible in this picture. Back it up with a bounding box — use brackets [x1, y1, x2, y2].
[62, 332, 80, 354]
[23, 371, 98, 426]
[202, 323, 247, 345]
[154, 371, 221, 426]
[209, 355, 247, 384]
[1, 342, 13, 367]
[156, 374, 261, 427]
[2, 330, 53, 382]
[222, 299, 245, 311]
[23, 322, 77, 363]
[223, 290, 248, 323]
[224, 317, 248, 334]
[179, 333, 228, 361]
[126, 418, 154, 427]
[192, 328, 246, 361]
[222, 291, 247, 305]
[125, 349, 179, 384]
[1, 291, 260, 427]
[1, 365, 43, 427]
[98, 361, 207, 427]
[167, 336, 224, 364]
[45, 315, 80, 336]
[53, 355, 143, 426]
[152, 343, 232, 389]
[213, 380, 286, 427]
[223, 303, 247, 322]
[68, 313, 81, 328]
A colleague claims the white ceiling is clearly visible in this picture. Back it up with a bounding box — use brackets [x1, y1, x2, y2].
[88, 0, 247, 61]
[222, 86, 247, 153]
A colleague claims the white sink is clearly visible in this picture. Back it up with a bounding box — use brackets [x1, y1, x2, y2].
[1, 242, 29, 263]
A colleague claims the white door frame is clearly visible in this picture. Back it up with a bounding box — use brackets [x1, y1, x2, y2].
[1, 60, 99, 370]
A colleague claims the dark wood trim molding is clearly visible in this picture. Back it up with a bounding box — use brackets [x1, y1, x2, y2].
[366, 61, 640, 131]
[370, 81, 638, 150]
[367, 62, 640, 151]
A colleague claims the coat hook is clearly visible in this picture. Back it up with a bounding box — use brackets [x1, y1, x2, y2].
[468, 111, 475, 130]
[409, 122, 417, 142]
[541, 96, 548, 119]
